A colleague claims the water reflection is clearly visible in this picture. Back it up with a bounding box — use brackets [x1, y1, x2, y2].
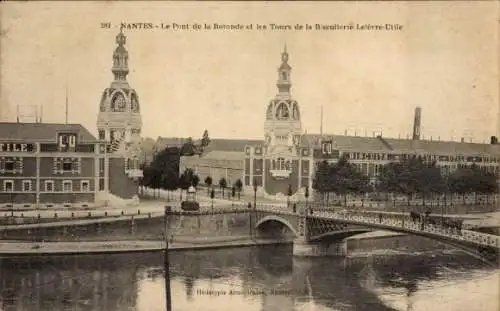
[0, 246, 497, 311]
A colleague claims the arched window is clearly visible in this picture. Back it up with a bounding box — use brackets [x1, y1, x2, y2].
[282, 71, 287, 81]
[111, 93, 126, 112]
[275, 103, 289, 120]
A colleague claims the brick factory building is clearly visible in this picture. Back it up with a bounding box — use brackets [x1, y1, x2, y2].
[0, 122, 138, 208]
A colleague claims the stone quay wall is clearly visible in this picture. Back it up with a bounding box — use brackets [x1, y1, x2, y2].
[0, 212, 257, 243]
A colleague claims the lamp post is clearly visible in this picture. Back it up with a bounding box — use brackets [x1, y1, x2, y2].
[210, 188, 215, 214]
[231, 186, 235, 207]
[253, 178, 257, 209]
[305, 186, 309, 211]
[164, 206, 172, 311]
[248, 201, 253, 239]
[287, 184, 292, 209]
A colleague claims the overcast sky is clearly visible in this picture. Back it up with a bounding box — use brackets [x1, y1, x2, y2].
[1, 1, 498, 142]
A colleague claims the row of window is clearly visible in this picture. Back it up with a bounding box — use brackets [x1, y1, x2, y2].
[1, 180, 91, 193]
[271, 158, 291, 171]
[319, 162, 499, 178]
[0, 157, 85, 175]
[342, 152, 499, 163]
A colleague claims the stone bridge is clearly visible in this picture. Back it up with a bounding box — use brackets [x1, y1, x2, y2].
[170, 205, 500, 266]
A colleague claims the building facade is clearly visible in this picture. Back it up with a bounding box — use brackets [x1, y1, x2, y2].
[0, 122, 140, 209]
[173, 46, 500, 197]
[0, 31, 144, 209]
[0, 123, 96, 208]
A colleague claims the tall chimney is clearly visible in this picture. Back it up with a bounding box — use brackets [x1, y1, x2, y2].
[412, 107, 421, 140]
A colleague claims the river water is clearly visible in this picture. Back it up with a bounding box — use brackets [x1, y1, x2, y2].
[0, 245, 498, 311]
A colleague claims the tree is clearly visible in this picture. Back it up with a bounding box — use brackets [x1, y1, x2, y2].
[192, 174, 200, 188]
[448, 166, 473, 204]
[210, 188, 215, 212]
[469, 166, 498, 204]
[312, 160, 330, 205]
[330, 155, 360, 207]
[147, 146, 181, 199]
[161, 171, 178, 200]
[204, 176, 213, 195]
[234, 179, 243, 200]
[313, 156, 370, 207]
[200, 129, 211, 152]
[219, 177, 227, 197]
[416, 161, 446, 206]
[378, 162, 404, 202]
[231, 186, 236, 206]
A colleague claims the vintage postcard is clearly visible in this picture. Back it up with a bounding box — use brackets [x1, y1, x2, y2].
[0, 1, 499, 311]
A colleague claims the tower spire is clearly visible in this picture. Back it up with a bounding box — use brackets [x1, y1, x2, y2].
[277, 45, 292, 94]
[112, 30, 129, 82]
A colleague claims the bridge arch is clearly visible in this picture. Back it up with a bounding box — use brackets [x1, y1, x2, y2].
[255, 215, 299, 237]
[309, 229, 375, 242]
[308, 223, 498, 267]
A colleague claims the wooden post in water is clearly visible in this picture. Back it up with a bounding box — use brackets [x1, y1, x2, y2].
[164, 206, 172, 311]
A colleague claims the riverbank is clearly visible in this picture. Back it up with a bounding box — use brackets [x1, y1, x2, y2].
[0, 237, 291, 257]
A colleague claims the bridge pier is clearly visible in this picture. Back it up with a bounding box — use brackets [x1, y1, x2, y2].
[292, 238, 347, 257]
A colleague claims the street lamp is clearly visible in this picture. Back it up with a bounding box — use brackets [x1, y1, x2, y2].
[210, 188, 215, 214]
[253, 178, 258, 209]
[164, 206, 172, 311]
[305, 186, 309, 211]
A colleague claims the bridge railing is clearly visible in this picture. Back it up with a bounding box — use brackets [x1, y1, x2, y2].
[312, 210, 500, 249]
[167, 204, 500, 249]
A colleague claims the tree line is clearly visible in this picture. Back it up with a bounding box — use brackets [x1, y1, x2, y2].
[312, 154, 499, 206]
[139, 129, 246, 201]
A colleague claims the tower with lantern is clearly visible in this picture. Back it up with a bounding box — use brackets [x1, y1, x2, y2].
[96, 30, 143, 179]
[244, 46, 311, 197]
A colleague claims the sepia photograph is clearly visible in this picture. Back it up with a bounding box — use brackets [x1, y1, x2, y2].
[0, 1, 499, 311]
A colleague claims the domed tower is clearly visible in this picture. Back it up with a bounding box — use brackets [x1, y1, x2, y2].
[96, 31, 142, 148]
[264, 45, 302, 147]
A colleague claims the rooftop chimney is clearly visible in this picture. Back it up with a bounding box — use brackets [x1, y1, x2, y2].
[412, 107, 421, 140]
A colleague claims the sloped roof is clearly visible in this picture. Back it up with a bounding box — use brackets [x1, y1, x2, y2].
[205, 138, 262, 152]
[384, 138, 500, 156]
[156, 137, 197, 148]
[198, 150, 245, 161]
[302, 134, 389, 152]
[0, 122, 97, 142]
[157, 134, 500, 157]
[301, 133, 500, 156]
[156, 137, 261, 152]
